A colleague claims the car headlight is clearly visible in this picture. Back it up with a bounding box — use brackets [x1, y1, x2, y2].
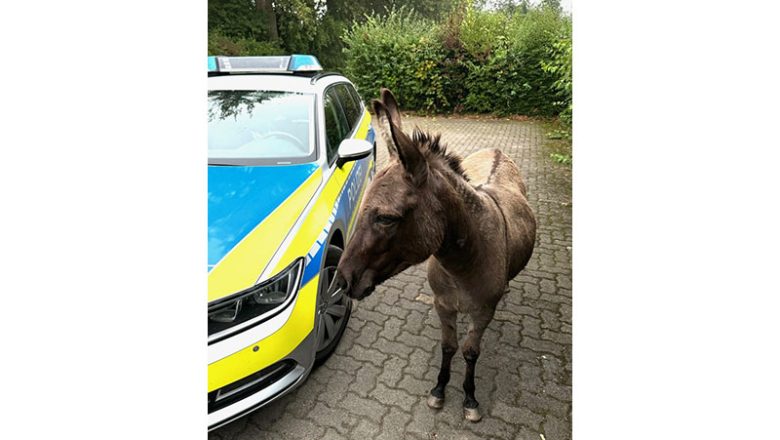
[208, 258, 304, 339]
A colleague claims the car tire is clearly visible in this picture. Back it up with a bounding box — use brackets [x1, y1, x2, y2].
[314, 244, 352, 366]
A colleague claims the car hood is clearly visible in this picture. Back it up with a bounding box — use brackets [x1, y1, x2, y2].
[208, 163, 320, 272]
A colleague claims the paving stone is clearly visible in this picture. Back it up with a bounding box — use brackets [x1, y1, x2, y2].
[397, 373, 433, 398]
[266, 413, 325, 439]
[375, 302, 410, 320]
[519, 393, 570, 419]
[377, 407, 412, 440]
[520, 336, 563, 356]
[371, 338, 415, 361]
[337, 392, 389, 424]
[326, 353, 364, 374]
[491, 400, 544, 430]
[514, 426, 543, 440]
[309, 402, 359, 434]
[378, 316, 404, 341]
[542, 414, 571, 440]
[405, 399, 437, 438]
[540, 329, 570, 345]
[349, 363, 381, 397]
[318, 366, 353, 403]
[464, 415, 517, 440]
[397, 330, 439, 351]
[362, 317, 383, 338]
[371, 382, 418, 411]
[493, 368, 523, 404]
[377, 355, 409, 387]
[349, 419, 381, 440]
[241, 423, 282, 440]
[323, 428, 349, 440]
[405, 348, 435, 380]
[348, 344, 389, 367]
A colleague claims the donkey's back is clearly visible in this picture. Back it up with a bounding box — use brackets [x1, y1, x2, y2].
[462, 148, 527, 195]
[463, 148, 536, 280]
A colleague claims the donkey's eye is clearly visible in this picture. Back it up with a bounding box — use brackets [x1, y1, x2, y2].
[375, 214, 401, 226]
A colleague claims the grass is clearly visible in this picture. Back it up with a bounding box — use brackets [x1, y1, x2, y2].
[550, 152, 572, 164]
[541, 117, 572, 166]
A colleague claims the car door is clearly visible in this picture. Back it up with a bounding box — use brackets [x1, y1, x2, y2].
[323, 84, 371, 236]
[323, 86, 351, 166]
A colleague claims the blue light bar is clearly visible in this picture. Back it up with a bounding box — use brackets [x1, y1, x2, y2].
[207, 55, 322, 74]
[289, 54, 322, 72]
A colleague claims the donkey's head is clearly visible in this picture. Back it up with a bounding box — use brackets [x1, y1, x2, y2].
[331, 89, 449, 300]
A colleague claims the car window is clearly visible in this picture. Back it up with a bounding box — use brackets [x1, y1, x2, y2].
[208, 90, 316, 165]
[335, 84, 362, 129]
[347, 84, 364, 115]
[324, 88, 350, 163]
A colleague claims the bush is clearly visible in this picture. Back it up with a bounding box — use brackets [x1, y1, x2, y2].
[342, 7, 451, 112]
[541, 19, 572, 126]
[342, 4, 571, 117]
[461, 7, 569, 115]
[208, 30, 284, 56]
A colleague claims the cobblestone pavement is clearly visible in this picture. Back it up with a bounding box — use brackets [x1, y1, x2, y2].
[210, 116, 572, 440]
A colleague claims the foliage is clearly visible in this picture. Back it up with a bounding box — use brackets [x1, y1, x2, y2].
[550, 152, 571, 165]
[546, 129, 570, 140]
[274, 0, 319, 54]
[541, 17, 572, 127]
[207, 0, 572, 119]
[342, 7, 451, 112]
[460, 6, 569, 115]
[342, 2, 571, 116]
[208, 30, 283, 56]
[208, 0, 268, 40]
[208, 0, 460, 69]
[543, 117, 571, 166]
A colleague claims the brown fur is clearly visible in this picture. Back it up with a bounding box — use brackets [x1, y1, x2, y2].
[331, 89, 537, 422]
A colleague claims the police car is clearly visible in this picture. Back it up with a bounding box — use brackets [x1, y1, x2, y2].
[207, 54, 375, 430]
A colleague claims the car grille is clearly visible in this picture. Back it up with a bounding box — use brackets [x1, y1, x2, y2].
[208, 360, 296, 413]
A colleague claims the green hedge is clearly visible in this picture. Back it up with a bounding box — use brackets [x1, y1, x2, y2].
[342, 5, 571, 118]
[342, 8, 451, 112]
[208, 30, 283, 57]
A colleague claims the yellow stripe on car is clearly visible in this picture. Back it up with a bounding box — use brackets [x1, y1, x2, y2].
[208, 168, 322, 302]
[347, 157, 373, 236]
[208, 276, 319, 392]
[266, 110, 372, 277]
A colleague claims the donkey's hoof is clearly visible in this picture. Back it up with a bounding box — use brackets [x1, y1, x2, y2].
[463, 407, 482, 423]
[427, 394, 445, 409]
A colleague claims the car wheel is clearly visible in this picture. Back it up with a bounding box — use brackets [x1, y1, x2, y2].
[314, 244, 352, 366]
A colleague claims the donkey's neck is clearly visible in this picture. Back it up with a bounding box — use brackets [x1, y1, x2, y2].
[432, 168, 487, 274]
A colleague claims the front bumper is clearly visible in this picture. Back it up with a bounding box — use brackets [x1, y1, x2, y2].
[207, 275, 320, 431]
[207, 328, 316, 431]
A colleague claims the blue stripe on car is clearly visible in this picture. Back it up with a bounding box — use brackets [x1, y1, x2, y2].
[208, 163, 319, 269]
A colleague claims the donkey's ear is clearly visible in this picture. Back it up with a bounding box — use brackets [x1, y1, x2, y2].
[394, 126, 428, 186]
[373, 99, 399, 158]
[374, 100, 427, 186]
[380, 88, 402, 130]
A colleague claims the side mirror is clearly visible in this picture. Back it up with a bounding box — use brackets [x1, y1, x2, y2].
[336, 138, 373, 167]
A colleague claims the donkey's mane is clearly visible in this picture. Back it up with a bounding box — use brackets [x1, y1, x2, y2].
[411, 128, 469, 181]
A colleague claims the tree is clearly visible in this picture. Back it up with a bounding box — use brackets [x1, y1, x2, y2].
[256, 0, 279, 40]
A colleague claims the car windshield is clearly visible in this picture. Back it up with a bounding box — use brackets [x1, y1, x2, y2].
[208, 90, 316, 165]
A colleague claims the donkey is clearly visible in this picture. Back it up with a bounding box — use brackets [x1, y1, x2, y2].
[330, 89, 537, 422]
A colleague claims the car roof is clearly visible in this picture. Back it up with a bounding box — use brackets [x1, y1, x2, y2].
[208, 73, 351, 94]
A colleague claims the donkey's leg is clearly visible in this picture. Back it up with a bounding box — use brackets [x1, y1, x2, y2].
[427, 300, 458, 409]
[461, 309, 495, 422]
